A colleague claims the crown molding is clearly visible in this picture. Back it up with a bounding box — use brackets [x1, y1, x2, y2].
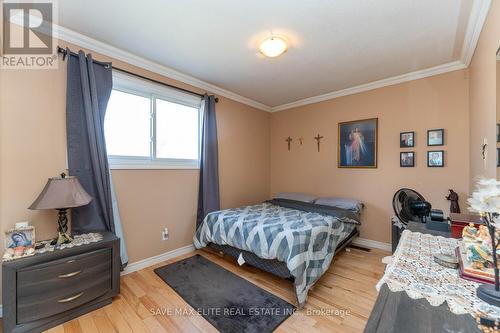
[53, 0, 490, 113]
[270, 61, 467, 112]
[460, 0, 491, 66]
[55, 25, 272, 112]
[270, 0, 491, 112]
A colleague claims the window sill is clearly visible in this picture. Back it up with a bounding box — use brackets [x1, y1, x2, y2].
[108, 157, 199, 170]
[109, 164, 200, 170]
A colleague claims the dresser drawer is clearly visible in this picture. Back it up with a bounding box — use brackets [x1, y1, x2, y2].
[16, 248, 112, 324]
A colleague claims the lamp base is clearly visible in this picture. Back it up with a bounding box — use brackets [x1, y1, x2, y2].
[50, 208, 72, 245]
[50, 231, 73, 245]
[477, 284, 500, 307]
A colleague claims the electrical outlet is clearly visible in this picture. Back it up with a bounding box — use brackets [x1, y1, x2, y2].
[162, 227, 169, 240]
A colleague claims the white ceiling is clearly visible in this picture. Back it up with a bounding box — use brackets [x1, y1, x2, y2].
[57, 0, 489, 111]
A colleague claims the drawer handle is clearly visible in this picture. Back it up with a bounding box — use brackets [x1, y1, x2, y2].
[58, 270, 82, 278]
[58, 292, 84, 303]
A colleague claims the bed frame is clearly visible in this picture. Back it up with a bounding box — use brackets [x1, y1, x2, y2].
[206, 227, 360, 281]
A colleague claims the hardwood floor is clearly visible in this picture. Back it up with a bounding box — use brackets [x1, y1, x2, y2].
[6, 246, 389, 333]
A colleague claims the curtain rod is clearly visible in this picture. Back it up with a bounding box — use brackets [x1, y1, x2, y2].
[57, 46, 218, 103]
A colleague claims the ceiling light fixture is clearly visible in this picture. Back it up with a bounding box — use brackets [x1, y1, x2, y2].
[259, 35, 288, 58]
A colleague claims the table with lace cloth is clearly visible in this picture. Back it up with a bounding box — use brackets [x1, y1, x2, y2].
[377, 229, 500, 321]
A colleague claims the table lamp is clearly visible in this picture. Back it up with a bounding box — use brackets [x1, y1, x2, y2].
[29, 173, 92, 244]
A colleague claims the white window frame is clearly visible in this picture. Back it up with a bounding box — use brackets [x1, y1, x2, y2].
[107, 71, 203, 170]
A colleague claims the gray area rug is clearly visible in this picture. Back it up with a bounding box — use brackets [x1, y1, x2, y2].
[154, 254, 295, 333]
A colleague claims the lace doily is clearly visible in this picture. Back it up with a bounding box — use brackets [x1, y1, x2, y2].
[377, 230, 500, 320]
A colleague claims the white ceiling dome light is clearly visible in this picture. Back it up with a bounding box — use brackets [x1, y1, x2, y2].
[258, 35, 288, 58]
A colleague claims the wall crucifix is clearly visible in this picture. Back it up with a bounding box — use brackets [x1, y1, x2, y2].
[285, 136, 293, 151]
[314, 134, 324, 152]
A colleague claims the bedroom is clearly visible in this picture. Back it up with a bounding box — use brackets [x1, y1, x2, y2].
[0, 0, 500, 332]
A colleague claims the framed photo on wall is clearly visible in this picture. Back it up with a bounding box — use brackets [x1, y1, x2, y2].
[427, 150, 444, 167]
[427, 129, 444, 146]
[400, 151, 415, 167]
[400, 131, 414, 148]
[497, 124, 500, 143]
[338, 118, 378, 168]
[497, 148, 500, 167]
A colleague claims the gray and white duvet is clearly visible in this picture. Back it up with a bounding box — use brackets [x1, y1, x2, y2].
[193, 201, 359, 306]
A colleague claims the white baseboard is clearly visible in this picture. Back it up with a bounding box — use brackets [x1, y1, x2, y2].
[121, 244, 195, 276]
[352, 237, 392, 252]
[120, 238, 390, 276]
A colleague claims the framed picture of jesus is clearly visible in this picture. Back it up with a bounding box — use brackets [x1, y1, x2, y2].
[338, 118, 378, 168]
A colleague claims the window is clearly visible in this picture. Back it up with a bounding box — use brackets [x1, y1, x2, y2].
[105, 90, 151, 158]
[104, 72, 202, 169]
[155, 98, 199, 160]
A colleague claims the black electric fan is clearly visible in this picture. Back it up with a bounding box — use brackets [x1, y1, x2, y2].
[392, 188, 432, 225]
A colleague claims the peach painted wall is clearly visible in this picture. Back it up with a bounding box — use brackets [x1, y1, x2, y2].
[0, 40, 270, 300]
[270, 70, 470, 243]
[497, 59, 500, 179]
[469, 0, 500, 184]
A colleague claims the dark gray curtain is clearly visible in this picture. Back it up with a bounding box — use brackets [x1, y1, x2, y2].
[66, 50, 114, 234]
[196, 94, 220, 228]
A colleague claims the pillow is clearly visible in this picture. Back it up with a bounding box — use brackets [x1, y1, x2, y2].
[273, 192, 317, 203]
[314, 197, 363, 212]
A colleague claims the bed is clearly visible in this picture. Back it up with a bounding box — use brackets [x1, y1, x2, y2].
[193, 197, 362, 307]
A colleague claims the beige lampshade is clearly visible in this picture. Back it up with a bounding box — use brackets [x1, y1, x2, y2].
[29, 176, 92, 210]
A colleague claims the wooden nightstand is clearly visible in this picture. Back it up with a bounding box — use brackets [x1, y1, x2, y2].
[2, 231, 120, 333]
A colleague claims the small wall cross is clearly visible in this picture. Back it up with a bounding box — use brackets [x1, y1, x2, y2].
[314, 134, 324, 152]
[482, 143, 488, 160]
[286, 136, 293, 151]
